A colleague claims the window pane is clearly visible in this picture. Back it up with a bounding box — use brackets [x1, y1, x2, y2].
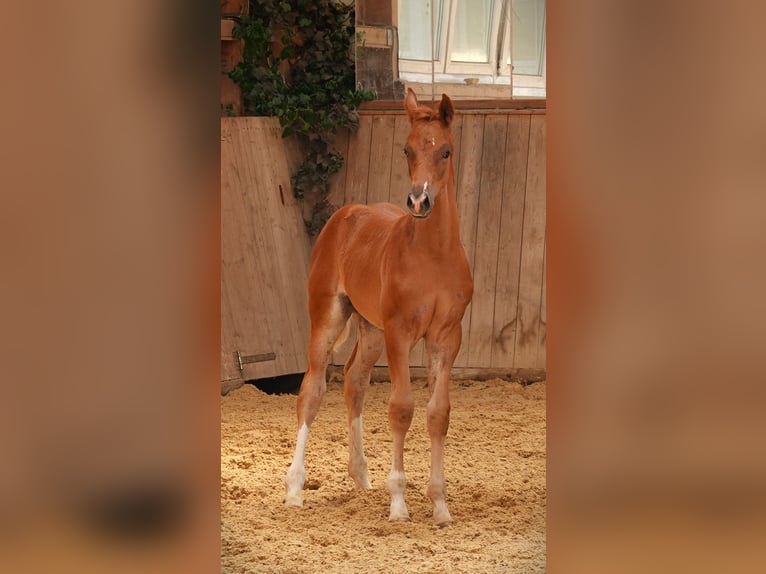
[398, 0, 443, 61]
[451, 0, 494, 63]
[512, 0, 545, 75]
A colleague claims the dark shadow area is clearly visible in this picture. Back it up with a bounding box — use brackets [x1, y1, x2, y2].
[248, 372, 303, 395]
[75, 481, 188, 543]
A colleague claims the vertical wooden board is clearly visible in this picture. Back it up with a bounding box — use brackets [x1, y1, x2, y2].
[445, 112, 466, 369]
[490, 114, 531, 368]
[388, 114, 412, 206]
[327, 127, 351, 210]
[513, 114, 546, 368]
[237, 120, 301, 378]
[257, 120, 312, 375]
[220, 119, 285, 379]
[450, 113, 464, 188]
[344, 114, 374, 205]
[453, 114, 485, 367]
[220, 124, 250, 381]
[537, 239, 547, 369]
[366, 115, 396, 205]
[466, 114, 508, 367]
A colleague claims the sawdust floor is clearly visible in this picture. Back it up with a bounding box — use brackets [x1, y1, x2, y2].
[221, 379, 546, 573]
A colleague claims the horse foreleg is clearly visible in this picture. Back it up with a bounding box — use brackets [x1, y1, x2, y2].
[384, 330, 415, 521]
[343, 316, 384, 489]
[285, 296, 350, 507]
[425, 327, 461, 526]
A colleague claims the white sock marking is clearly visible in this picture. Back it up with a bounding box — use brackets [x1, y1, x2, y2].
[285, 423, 309, 506]
[348, 416, 370, 488]
[388, 470, 409, 520]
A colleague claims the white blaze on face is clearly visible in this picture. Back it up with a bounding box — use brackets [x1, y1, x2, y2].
[423, 181, 428, 194]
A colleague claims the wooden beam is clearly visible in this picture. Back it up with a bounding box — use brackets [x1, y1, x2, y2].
[221, 19, 235, 41]
[357, 25, 394, 48]
[361, 99, 546, 112]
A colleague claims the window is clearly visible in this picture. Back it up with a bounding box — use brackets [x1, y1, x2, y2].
[397, 0, 546, 98]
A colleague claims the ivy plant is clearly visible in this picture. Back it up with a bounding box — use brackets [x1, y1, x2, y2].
[229, 0, 375, 235]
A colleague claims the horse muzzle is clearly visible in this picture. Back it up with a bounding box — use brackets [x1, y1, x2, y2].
[406, 188, 434, 218]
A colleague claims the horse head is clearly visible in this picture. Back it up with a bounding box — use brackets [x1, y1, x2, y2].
[403, 88, 455, 219]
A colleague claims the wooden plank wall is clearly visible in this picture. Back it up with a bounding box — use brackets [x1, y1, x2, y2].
[327, 109, 547, 371]
[221, 117, 312, 386]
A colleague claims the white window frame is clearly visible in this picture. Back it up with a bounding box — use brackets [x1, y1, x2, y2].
[498, 0, 546, 96]
[395, 0, 546, 98]
[442, 0, 504, 76]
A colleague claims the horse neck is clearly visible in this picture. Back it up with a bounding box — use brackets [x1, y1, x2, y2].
[412, 167, 461, 254]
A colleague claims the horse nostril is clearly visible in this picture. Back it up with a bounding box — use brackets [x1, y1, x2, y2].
[422, 195, 431, 211]
[406, 194, 415, 209]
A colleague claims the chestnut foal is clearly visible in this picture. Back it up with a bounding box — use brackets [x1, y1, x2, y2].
[285, 89, 473, 525]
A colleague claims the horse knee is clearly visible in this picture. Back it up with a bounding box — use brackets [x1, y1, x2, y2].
[388, 397, 414, 431]
[297, 378, 326, 426]
[427, 398, 450, 435]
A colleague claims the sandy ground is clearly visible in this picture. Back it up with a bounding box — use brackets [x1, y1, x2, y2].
[221, 378, 546, 573]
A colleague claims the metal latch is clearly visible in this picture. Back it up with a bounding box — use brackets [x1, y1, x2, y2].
[234, 350, 276, 374]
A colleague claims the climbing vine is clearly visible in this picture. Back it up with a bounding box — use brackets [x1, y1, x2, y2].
[229, 0, 375, 235]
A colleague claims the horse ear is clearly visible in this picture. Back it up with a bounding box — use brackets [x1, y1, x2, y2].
[438, 94, 455, 126]
[405, 88, 419, 122]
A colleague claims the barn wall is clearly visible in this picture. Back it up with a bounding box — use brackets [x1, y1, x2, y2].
[325, 109, 547, 372]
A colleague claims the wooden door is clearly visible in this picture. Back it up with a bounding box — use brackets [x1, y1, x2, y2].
[221, 117, 312, 390]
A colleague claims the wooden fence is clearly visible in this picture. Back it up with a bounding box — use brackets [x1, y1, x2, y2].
[220, 109, 546, 390]
[327, 110, 547, 373]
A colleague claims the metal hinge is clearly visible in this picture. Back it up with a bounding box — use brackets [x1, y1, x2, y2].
[234, 350, 276, 374]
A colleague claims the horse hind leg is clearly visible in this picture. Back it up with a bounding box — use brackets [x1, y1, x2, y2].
[343, 315, 384, 489]
[285, 294, 351, 507]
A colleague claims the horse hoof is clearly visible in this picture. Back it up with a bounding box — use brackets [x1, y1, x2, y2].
[284, 494, 303, 507]
[434, 509, 452, 526]
[355, 478, 372, 490]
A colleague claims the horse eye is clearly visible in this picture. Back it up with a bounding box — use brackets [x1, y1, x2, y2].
[403, 148, 409, 157]
[442, 150, 451, 159]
